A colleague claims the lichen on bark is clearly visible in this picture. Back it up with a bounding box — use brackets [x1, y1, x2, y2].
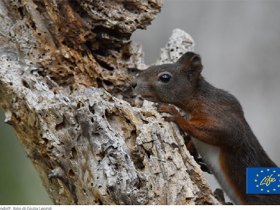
[0, 0, 220, 205]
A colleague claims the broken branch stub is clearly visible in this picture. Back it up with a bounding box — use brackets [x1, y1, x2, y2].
[0, 0, 220, 205]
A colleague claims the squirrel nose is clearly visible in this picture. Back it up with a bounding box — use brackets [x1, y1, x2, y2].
[133, 83, 140, 95]
[133, 84, 138, 92]
[130, 77, 138, 89]
[131, 80, 137, 88]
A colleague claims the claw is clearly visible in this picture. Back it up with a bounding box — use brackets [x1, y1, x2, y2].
[153, 102, 163, 109]
[196, 158, 212, 174]
[162, 116, 175, 122]
[162, 116, 169, 121]
[162, 116, 167, 121]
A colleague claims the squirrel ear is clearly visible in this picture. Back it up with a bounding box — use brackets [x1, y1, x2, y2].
[176, 52, 197, 64]
[177, 52, 203, 78]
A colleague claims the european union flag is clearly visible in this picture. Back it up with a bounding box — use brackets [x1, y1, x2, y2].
[247, 168, 280, 194]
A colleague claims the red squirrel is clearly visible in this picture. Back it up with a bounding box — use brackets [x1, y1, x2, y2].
[134, 52, 280, 205]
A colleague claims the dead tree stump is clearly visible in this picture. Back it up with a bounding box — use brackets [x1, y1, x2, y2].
[0, 0, 220, 205]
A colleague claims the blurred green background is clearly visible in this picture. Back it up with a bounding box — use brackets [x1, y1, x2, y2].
[0, 109, 52, 204]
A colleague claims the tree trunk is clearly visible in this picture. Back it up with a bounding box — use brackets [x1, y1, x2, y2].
[0, 0, 220, 205]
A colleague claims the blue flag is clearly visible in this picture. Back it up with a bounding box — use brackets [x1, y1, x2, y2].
[247, 168, 280, 194]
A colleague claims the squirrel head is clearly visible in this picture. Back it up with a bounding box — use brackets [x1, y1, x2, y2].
[134, 52, 203, 104]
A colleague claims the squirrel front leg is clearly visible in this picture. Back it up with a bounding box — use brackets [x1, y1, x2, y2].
[157, 103, 193, 133]
[157, 103, 188, 126]
[158, 103, 211, 173]
[157, 103, 227, 148]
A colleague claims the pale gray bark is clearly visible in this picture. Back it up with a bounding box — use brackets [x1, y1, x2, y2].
[0, 0, 220, 205]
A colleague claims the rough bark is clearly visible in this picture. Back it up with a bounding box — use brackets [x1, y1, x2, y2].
[0, 0, 220, 205]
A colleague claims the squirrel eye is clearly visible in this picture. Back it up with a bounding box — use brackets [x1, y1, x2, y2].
[159, 74, 172, 83]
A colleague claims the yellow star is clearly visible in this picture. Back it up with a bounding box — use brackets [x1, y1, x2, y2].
[273, 189, 276, 191]
[261, 189, 263, 191]
[261, 170, 263, 173]
[267, 190, 270, 192]
[278, 174, 280, 177]
[256, 174, 259, 177]
[256, 185, 259, 187]
[255, 179, 257, 182]
[273, 170, 276, 173]
[278, 185, 280, 188]
[267, 169, 270, 172]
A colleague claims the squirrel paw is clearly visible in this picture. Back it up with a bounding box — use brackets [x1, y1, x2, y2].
[156, 103, 180, 115]
[156, 103, 183, 123]
[196, 158, 212, 174]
